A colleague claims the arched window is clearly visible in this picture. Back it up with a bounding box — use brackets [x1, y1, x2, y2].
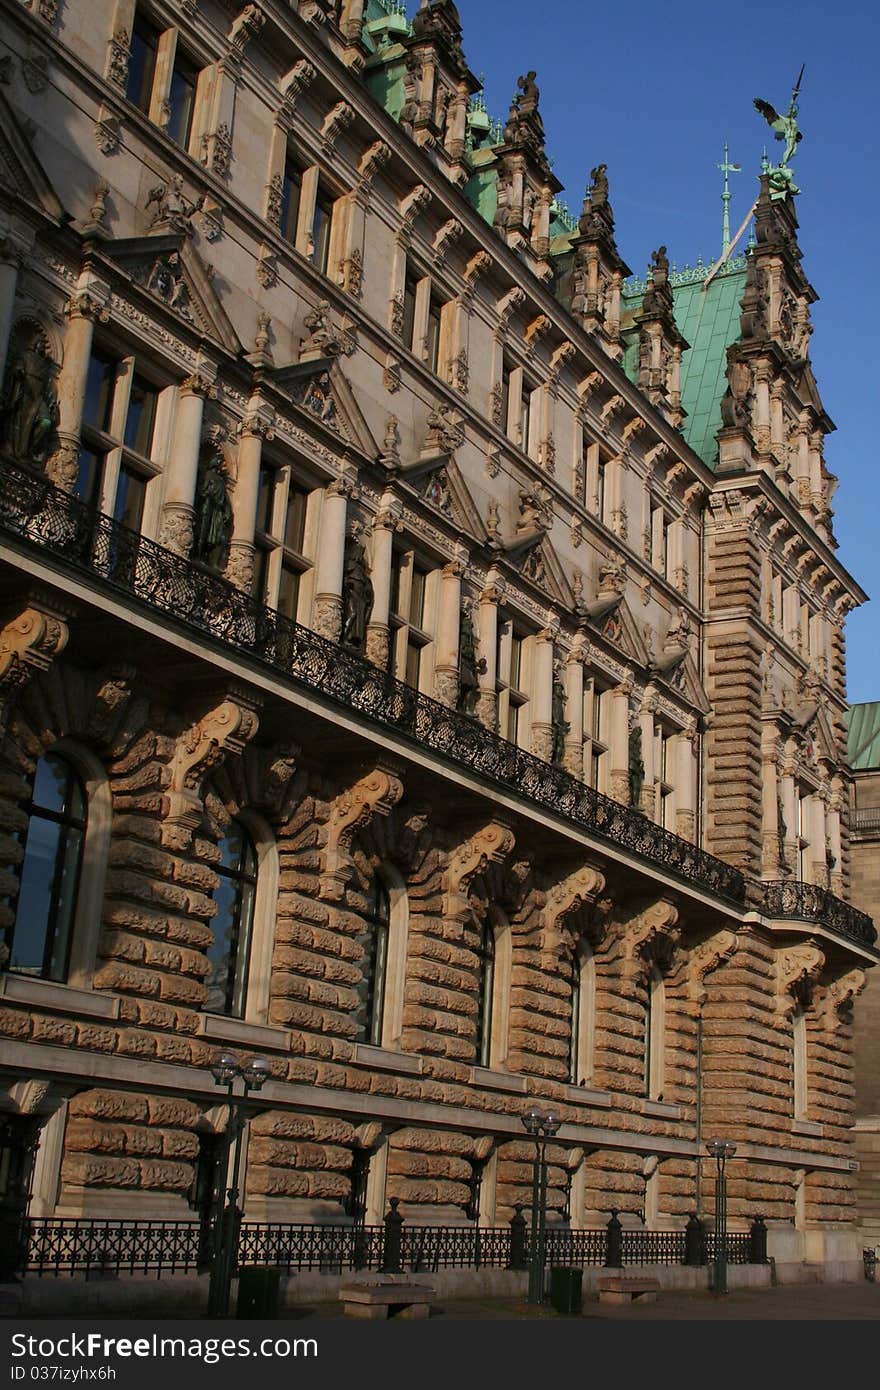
[570, 944, 596, 1085]
[362, 877, 390, 1046]
[7, 754, 86, 981]
[644, 966, 666, 1101]
[475, 910, 511, 1070]
[205, 821, 257, 1017]
[476, 918, 496, 1068]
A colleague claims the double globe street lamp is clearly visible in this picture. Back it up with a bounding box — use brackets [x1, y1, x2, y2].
[205, 1053, 271, 1318]
[522, 1107, 561, 1304]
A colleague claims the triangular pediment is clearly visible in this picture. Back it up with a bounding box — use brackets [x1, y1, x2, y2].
[792, 361, 834, 431]
[801, 705, 838, 767]
[274, 358, 379, 457]
[0, 88, 65, 220]
[101, 233, 242, 355]
[399, 455, 487, 543]
[655, 649, 711, 714]
[590, 597, 650, 666]
[503, 531, 574, 606]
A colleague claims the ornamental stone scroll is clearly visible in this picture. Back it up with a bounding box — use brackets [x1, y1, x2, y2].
[322, 766, 405, 900]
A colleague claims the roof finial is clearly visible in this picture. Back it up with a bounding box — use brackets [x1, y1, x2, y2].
[717, 142, 741, 256]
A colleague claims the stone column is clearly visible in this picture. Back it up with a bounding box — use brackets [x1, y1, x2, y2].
[159, 367, 216, 556]
[50, 284, 110, 491]
[312, 472, 352, 642]
[0, 227, 31, 387]
[805, 792, 828, 887]
[530, 625, 556, 762]
[227, 401, 274, 593]
[769, 379, 785, 467]
[476, 569, 504, 731]
[608, 682, 632, 805]
[433, 556, 464, 709]
[753, 358, 772, 458]
[674, 728, 697, 843]
[780, 754, 797, 875]
[563, 644, 585, 777]
[827, 775, 844, 898]
[761, 723, 784, 876]
[365, 492, 400, 670]
[638, 697, 656, 818]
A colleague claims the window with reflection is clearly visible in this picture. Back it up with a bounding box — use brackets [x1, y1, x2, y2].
[475, 918, 496, 1068]
[77, 347, 160, 531]
[361, 877, 390, 1046]
[126, 14, 161, 115]
[204, 822, 257, 1017]
[4, 753, 86, 981]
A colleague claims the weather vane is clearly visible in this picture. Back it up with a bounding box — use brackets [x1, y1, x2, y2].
[717, 143, 741, 254]
[753, 65, 805, 199]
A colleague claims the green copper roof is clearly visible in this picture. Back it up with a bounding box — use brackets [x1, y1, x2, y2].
[622, 258, 747, 470]
[847, 703, 880, 771]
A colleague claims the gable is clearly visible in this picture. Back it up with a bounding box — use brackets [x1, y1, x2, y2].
[503, 531, 574, 607]
[275, 358, 379, 457]
[400, 455, 488, 543]
[0, 87, 65, 221]
[656, 649, 711, 714]
[589, 596, 650, 667]
[101, 233, 242, 355]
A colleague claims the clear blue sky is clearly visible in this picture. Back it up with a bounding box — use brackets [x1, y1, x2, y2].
[444, 0, 880, 703]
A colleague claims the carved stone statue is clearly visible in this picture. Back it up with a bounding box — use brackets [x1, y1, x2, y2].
[517, 71, 540, 116]
[192, 452, 233, 570]
[341, 531, 373, 650]
[589, 163, 609, 208]
[754, 67, 805, 197]
[457, 603, 481, 716]
[650, 245, 669, 277]
[628, 726, 645, 810]
[551, 666, 569, 766]
[0, 334, 60, 465]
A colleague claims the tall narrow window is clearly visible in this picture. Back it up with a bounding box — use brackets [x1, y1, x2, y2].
[166, 48, 199, 150]
[401, 271, 418, 352]
[655, 726, 675, 830]
[362, 878, 390, 1047]
[644, 966, 665, 1100]
[77, 348, 160, 529]
[497, 621, 528, 745]
[5, 754, 86, 982]
[205, 822, 257, 1018]
[792, 1005, 808, 1120]
[425, 295, 443, 374]
[311, 184, 335, 275]
[389, 551, 431, 689]
[476, 919, 496, 1068]
[570, 944, 595, 1085]
[280, 156, 303, 245]
[586, 680, 609, 792]
[126, 15, 161, 114]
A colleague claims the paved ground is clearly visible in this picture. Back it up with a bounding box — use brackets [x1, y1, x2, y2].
[299, 1281, 880, 1321]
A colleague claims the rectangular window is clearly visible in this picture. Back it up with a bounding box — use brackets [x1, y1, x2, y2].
[655, 728, 675, 829]
[126, 15, 161, 114]
[425, 295, 443, 374]
[311, 185, 335, 275]
[113, 464, 147, 531]
[497, 621, 528, 746]
[280, 157, 303, 245]
[252, 469, 312, 619]
[402, 272, 418, 353]
[587, 681, 609, 792]
[122, 374, 158, 455]
[390, 551, 431, 689]
[78, 347, 160, 530]
[651, 504, 670, 578]
[166, 49, 199, 149]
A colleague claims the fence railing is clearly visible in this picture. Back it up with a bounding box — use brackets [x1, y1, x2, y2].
[0, 457, 744, 906]
[759, 879, 876, 949]
[17, 1208, 769, 1279]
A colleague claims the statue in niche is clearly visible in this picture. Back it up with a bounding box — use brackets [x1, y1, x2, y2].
[457, 602, 482, 716]
[341, 528, 373, 650]
[551, 664, 569, 766]
[0, 332, 59, 465]
[192, 452, 233, 570]
[628, 725, 645, 810]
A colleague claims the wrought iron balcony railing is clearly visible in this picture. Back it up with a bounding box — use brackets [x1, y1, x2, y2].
[851, 807, 880, 839]
[759, 879, 876, 948]
[0, 461, 747, 901]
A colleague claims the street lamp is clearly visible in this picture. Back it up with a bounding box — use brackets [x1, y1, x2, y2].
[206, 1053, 271, 1318]
[705, 1139, 737, 1295]
[522, 1106, 561, 1304]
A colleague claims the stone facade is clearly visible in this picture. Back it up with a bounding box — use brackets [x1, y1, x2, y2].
[0, 0, 874, 1283]
[848, 715, 880, 1248]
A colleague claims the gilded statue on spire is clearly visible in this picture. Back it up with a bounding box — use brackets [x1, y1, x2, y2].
[753, 65, 804, 199]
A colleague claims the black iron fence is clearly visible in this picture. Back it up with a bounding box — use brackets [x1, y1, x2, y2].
[18, 1207, 768, 1279]
[0, 459, 744, 906]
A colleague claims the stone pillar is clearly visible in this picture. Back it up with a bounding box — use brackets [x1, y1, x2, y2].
[638, 700, 656, 818]
[563, 645, 585, 777]
[312, 473, 351, 642]
[159, 368, 216, 556]
[770, 380, 785, 466]
[227, 401, 274, 593]
[608, 682, 632, 805]
[827, 775, 844, 898]
[476, 570, 503, 731]
[0, 227, 31, 387]
[530, 626, 556, 762]
[433, 557, 464, 708]
[365, 493, 400, 670]
[50, 283, 109, 490]
[805, 792, 828, 887]
[753, 358, 772, 458]
[674, 729, 697, 843]
[780, 759, 797, 875]
[761, 724, 784, 877]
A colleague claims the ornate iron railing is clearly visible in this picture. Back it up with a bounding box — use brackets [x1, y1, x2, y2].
[20, 1217, 764, 1278]
[0, 460, 745, 905]
[851, 808, 880, 839]
[760, 880, 876, 949]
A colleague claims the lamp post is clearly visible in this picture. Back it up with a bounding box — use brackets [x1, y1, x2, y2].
[206, 1053, 271, 1318]
[522, 1106, 560, 1304]
[706, 1139, 736, 1295]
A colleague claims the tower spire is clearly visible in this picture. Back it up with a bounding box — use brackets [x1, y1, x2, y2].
[717, 142, 741, 255]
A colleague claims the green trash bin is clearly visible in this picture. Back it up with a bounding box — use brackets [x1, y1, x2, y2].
[549, 1265, 583, 1315]
[236, 1265, 281, 1319]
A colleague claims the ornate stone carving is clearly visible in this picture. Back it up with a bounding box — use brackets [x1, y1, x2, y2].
[228, 4, 265, 56]
[357, 140, 391, 192]
[778, 943, 825, 1011]
[0, 605, 69, 714]
[106, 28, 130, 88]
[256, 244, 278, 289]
[683, 931, 738, 1004]
[341, 248, 364, 299]
[323, 767, 405, 898]
[265, 172, 284, 229]
[434, 218, 463, 267]
[321, 100, 356, 150]
[544, 865, 607, 952]
[621, 897, 681, 968]
[166, 697, 260, 832]
[0, 330, 59, 466]
[145, 175, 194, 234]
[94, 107, 122, 155]
[279, 59, 317, 120]
[448, 348, 469, 394]
[445, 822, 516, 921]
[22, 56, 49, 94]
